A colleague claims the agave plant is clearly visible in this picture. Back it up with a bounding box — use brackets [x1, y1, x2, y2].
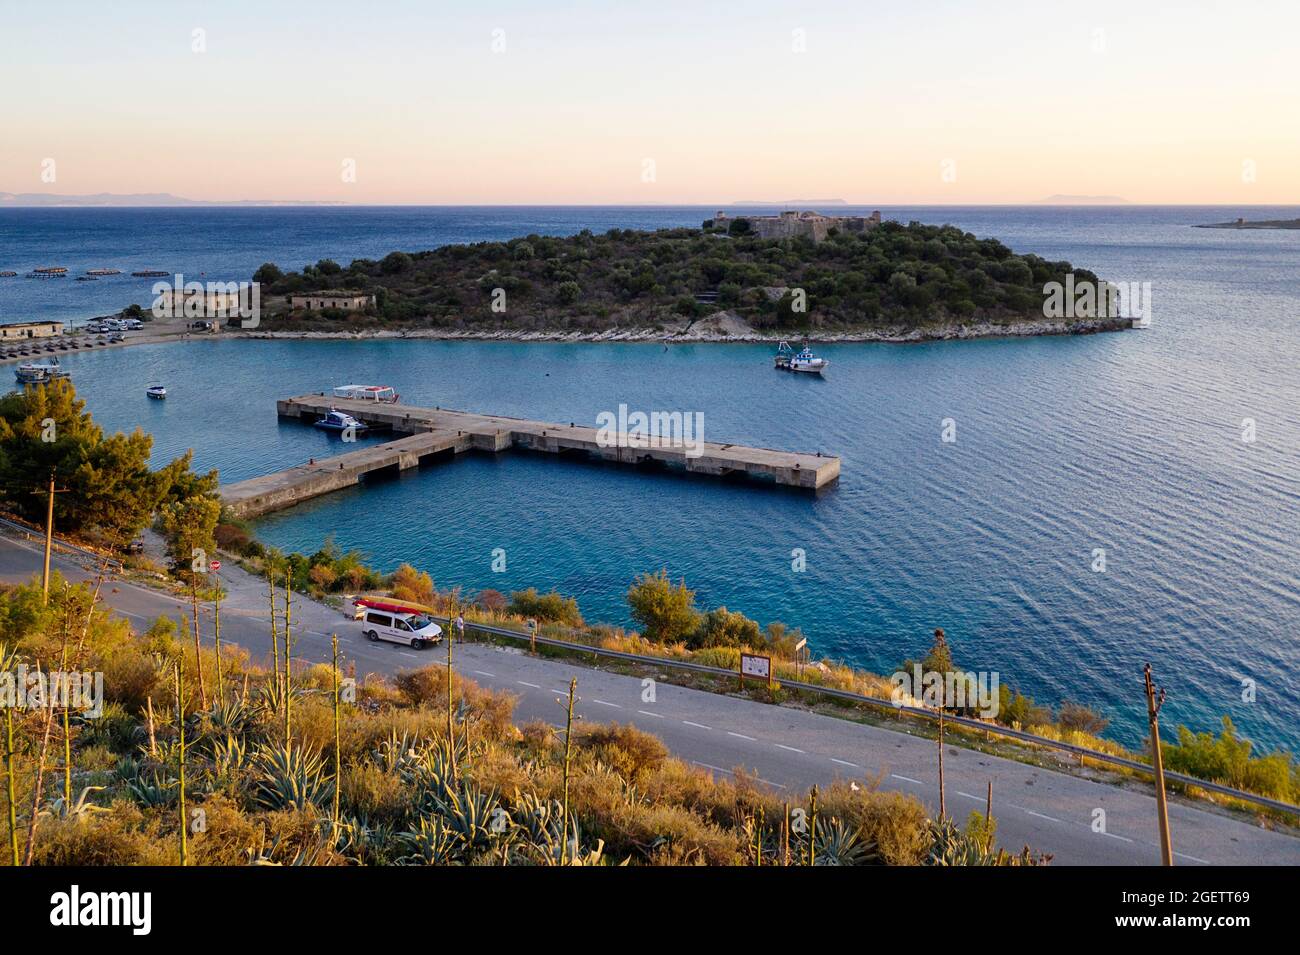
[432, 782, 502, 854]
[253, 742, 333, 811]
[811, 816, 871, 866]
[247, 829, 333, 866]
[924, 818, 1049, 866]
[203, 697, 261, 737]
[334, 814, 398, 865]
[374, 729, 421, 774]
[395, 815, 462, 865]
[41, 786, 111, 822]
[206, 731, 251, 789]
[118, 759, 177, 808]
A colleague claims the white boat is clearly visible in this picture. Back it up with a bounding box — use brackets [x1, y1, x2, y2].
[773, 341, 829, 374]
[314, 408, 368, 433]
[332, 384, 399, 403]
[146, 385, 167, 399]
[15, 358, 68, 384]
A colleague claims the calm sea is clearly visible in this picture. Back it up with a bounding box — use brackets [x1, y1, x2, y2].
[2, 205, 1297, 752]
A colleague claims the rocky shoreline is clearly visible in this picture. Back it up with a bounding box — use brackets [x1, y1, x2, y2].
[237, 314, 1132, 345]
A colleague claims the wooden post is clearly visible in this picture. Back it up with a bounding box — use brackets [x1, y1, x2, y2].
[1144, 664, 1174, 866]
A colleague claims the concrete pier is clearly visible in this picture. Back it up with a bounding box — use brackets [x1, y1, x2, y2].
[220, 394, 840, 518]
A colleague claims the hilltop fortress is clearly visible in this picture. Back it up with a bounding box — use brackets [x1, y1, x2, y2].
[706, 209, 882, 242]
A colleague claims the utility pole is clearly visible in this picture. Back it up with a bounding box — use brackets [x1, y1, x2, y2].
[1144, 663, 1174, 866]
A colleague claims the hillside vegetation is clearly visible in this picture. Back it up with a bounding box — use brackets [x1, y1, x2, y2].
[251, 221, 1106, 335]
[0, 577, 1044, 866]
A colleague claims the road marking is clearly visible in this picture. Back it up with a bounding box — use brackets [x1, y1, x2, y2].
[692, 761, 732, 775]
[1099, 831, 1134, 843]
[592, 699, 621, 708]
[890, 773, 922, 785]
[956, 791, 982, 801]
[1024, 809, 1061, 823]
[637, 709, 663, 718]
[690, 761, 785, 789]
[682, 720, 711, 730]
[830, 757, 860, 768]
[517, 681, 540, 689]
[775, 743, 804, 754]
[397, 652, 417, 658]
[1173, 851, 1210, 865]
[472, 670, 495, 678]
[727, 731, 756, 741]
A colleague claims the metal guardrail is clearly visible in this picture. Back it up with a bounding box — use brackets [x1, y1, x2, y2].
[435, 615, 1300, 817]
[0, 515, 123, 570]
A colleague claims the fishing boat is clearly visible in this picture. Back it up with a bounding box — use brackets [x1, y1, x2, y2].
[15, 358, 68, 384]
[773, 341, 829, 374]
[314, 408, 368, 433]
[146, 384, 167, 399]
[332, 384, 399, 403]
[0, 271, 17, 278]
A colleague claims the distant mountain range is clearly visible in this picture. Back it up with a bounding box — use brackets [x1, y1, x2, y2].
[0, 192, 346, 207]
[1033, 194, 1130, 205]
[731, 199, 848, 206]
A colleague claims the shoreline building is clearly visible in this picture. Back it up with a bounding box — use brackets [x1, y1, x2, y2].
[155, 285, 256, 319]
[1, 319, 64, 339]
[289, 290, 376, 312]
[706, 209, 882, 242]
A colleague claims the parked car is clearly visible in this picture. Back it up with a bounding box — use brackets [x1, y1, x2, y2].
[359, 609, 443, 649]
[125, 538, 145, 555]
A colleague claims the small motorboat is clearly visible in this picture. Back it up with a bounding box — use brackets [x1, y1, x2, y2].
[146, 384, 167, 399]
[773, 341, 829, 374]
[314, 408, 368, 433]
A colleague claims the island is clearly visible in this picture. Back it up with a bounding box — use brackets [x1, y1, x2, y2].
[230, 214, 1130, 343]
[1195, 217, 1300, 230]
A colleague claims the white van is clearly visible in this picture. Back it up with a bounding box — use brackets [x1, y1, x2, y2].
[360, 609, 442, 649]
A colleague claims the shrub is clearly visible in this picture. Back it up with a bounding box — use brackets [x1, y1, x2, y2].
[391, 563, 434, 606]
[1057, 701, 1109, 737]
[507, 587, 583, 627]
[580, 722, 668, 778]
[690, 606, 761, 649]
[627, 569, 700, 643]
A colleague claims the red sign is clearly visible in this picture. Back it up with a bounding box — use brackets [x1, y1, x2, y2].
[209, 560, 221, 571]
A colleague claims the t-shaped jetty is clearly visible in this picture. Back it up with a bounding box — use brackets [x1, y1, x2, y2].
[219, 393, 841, 518]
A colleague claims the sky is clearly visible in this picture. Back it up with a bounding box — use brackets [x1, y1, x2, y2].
[2, 0, 1297, 204]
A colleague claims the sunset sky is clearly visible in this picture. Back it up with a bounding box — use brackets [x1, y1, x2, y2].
[3, 0, 1297, 204]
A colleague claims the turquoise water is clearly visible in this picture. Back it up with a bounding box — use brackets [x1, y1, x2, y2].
[7, 206, 1299, 751]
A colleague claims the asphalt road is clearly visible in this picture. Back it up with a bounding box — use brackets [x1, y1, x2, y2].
[3, 533, 1296, 866]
